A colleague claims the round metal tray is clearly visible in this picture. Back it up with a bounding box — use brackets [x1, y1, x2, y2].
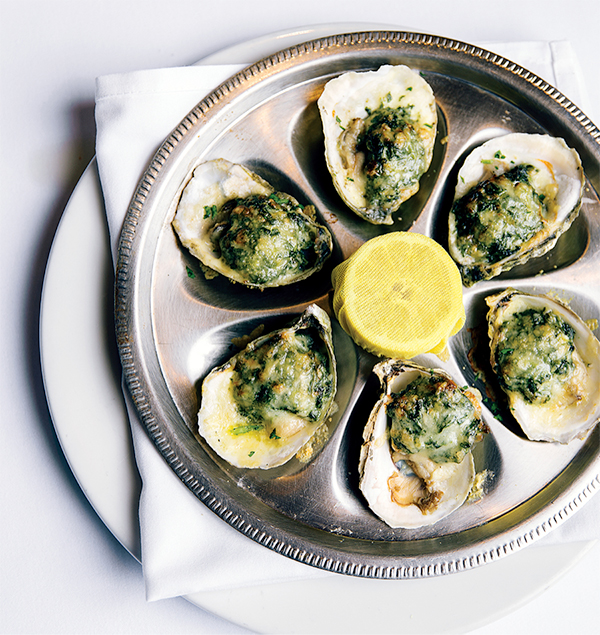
[115, 31, 600, 578]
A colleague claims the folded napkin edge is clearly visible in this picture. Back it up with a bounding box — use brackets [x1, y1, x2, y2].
[95, 64, 245, 100]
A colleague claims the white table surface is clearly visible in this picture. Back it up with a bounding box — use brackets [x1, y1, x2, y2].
[1, 1, 599, 633]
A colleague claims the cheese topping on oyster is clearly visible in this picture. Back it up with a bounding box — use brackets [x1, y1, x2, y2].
[197, 304, 337, 469]
[359, 360, 486, 528]
[448, 133, 584, 286]
[318, 65, 437, 224]
[172, 159, 333, 288]
[486, 288, 600, 443]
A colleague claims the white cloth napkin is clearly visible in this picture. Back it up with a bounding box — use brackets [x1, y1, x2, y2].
[95, 40, 598, 602]
[96, 63, 334, 600]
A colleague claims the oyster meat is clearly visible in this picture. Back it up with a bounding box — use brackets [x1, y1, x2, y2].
[318, 65, 437, 225]
[172, 158, 333, 288]
[197, 304, 337, 469]
[448, 133, 584, 286]
[486, 288, 600, 443]
[359, 360, 487, 528]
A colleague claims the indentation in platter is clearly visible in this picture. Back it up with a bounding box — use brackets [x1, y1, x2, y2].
[117, 31, 600, 577]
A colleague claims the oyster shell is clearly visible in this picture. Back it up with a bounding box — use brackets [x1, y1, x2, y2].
[448, 133, 584, 286]
[359, 360, 486, 528]
[197, 304, 337, 469]
[486, 288, 600, 443]
[172, 158, 333, 288]
[318, 65, 437, 225]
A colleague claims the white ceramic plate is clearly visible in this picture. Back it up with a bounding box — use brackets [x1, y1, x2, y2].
[40, 24, 596, 634]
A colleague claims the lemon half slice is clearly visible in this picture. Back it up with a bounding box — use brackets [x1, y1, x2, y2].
[332, 232, 465, 359]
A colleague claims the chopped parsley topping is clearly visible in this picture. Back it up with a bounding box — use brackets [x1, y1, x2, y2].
[231, 423, 264, 435]
[268, 192, 292, 206]
[452, 164, 546, 265]
[203, 204, 218, 219]
[387, 375, 484, 464]
[492, 307, 576, 404]
[358, 104, 428, 210]
[210, 193, 331, 286]
[229, 326, 334, 435]
[484, 398, 505, 423]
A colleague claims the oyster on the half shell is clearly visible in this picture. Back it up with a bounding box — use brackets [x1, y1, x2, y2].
[197, 304, 337, 469]
[318, 65, 437, 225]
[172, 159, 333, 288]
[448, 133, 584, 286]
[359, 360, 487, 528]
[486, 288, 600, 443]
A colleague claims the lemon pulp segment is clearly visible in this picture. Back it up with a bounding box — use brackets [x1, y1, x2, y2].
[332, 232, 465, 358]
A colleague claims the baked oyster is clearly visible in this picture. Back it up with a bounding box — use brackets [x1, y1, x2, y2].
[359, 360, 487, 528]
[486, 288, 600, 443]
[318, 65, 437, 225]
[197, 304, 337, 469]
[448, 133, 584, 286]
[172, 159, 333, 288]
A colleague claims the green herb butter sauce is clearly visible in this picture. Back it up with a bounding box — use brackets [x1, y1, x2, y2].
[210, 193, 331, 287]
[230, 327, 334, 440]
[358, 105, 428, 211]
[387, 374, 484, 464]
[492, 307, 577, 405]
[451, 164, 547, 267]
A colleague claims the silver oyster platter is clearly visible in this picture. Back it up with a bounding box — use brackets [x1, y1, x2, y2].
[115, 31, 600, 578]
